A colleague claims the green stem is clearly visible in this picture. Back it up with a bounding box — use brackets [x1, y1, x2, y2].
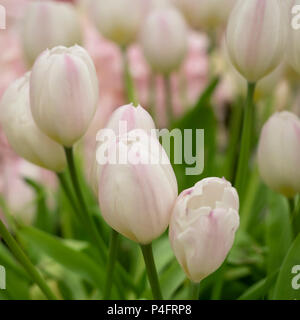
[104, 230, 119, 299]
[57, 172, 79, 214]
[121, 46, 138, 106]
[164, 74, 174, 126]
[148, 73, 156, 121]
[140, 243, 163, 300]
[63, 147, 106, 262]
[0, 219, 57, 300]
[223, 100, 243, 182]
[57, 163, 137, 296]
[289, 197, 300, 238]
[234, 82, 256, 198]
[190, 281, 200, 300]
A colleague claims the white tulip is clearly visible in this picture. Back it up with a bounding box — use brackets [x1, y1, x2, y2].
[141, 7, 188, 74]
[98, 129, 178, 244]
[0, 73, 66, 172]
[173, 0, 237, 29]
[90, 0, 144, 46]
[258, 111, 300, 198]
[91, 104, 156, 195]
[30, 45, 99, 147]
[169, 177, 239, 283]
[226, 0, 286, 82]
[22, 1, 82, 66]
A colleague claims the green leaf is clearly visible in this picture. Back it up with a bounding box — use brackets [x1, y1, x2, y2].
[0, 242, 30, 281]
[160, 260, 186, 299]
[24, 177, 56, 233]
[273, 233, 300, 299]
[238, 271, 278, 300]
[168, 77, 219, 191]
[17, 225, 105, 294]
[153, 236, 175, 273]
[228, 230, 265, 267]
[266, 193, 292, 275]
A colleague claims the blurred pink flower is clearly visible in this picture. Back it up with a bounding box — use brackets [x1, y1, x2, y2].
[82, 18, 125, 174]
[0, 156, 57, 225]
[182, 32, 209, 106]
[0, 29, 26, 98]
[0, 0, 28, 25]
[128, 32, 209, 127]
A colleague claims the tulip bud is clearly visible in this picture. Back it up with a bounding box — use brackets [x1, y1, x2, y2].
[169, 177, 239, 283]
[226, 0, 286, 82]
[30, 45, 99, 147]
[173, 0, 236, 30]
[257, 112, 300, 198]
[140, 8, 188, 75]
[90, 0, 144, 47]
[104, 104, 156, 136]
[91, 104, 156, 194]
[98, 129, 178, 244]
[22, 1, 82, 66]
[0, 73, 66, 172]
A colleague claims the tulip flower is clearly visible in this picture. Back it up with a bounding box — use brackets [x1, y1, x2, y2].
[98, 129, 178, 244]
[91, 104, 156, 194]
[226, 0, 286, 82]
[104, 104, 156, 136]
[140, 7, 188, 75]
[90, 0, 144, 47]
[173, 0, 236, 30]
[258, 112, 300, 198]
[169, 177, 240, 283]
[22, 1, 82, 66]
[30, 45, 99, 147]
[0, 73, 66, 172]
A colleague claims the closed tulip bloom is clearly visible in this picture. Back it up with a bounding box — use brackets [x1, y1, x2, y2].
[98, 129, 178, 244]
[91, 104, 156, 194]
[104, 104, 156, 136]
[90, 0, 144, 46]
[141, 8, 188, 74]
[258, 112, 300, 198]
[169, 177, 240, 283]
[22, 1, 82, 66]
[226, 0, 286, 82]
[173, 0, 236, 30]
[30, 45, 99, 147]
[0, 73, 66, 172]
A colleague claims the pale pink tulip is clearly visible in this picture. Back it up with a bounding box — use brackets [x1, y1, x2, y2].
[226, 0, 286, 82]
[0, 73, 66, 172]
[90, 0, 144, 46]
[173, 0, 237, 30]
[98, 129, 178, 244]
[169, 177, 239, 282]
[258, 112, 300, 198]
[141, 7, 188, 75]
[22, 1, 82, 66]
[30, 45, 99, 147]
[90, 104, 156, 195]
